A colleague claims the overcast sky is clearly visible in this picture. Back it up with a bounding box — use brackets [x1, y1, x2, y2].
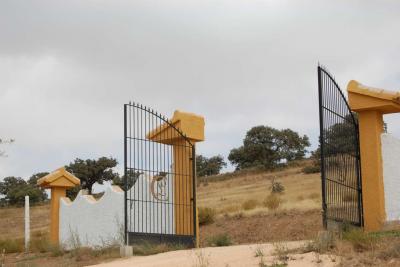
[1, 0, 400, 190]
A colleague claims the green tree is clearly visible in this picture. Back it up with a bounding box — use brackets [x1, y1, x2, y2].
[66, 157, 119, 195]
[228, 126, 310, 170]
[196, 155, 227, 177]
[28, 172, 49, 201]
[112, 170, 142, 190]
[0, 175, 47, 206]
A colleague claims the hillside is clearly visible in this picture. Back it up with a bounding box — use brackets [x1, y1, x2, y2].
[0, 162, 322, 245]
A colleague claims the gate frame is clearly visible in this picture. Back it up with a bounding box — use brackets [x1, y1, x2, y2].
[123, 103, 198, 247]
[317, 66, 364, 229]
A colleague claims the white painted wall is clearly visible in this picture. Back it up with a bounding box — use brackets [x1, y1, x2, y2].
[381, 133, 400, 222]
[127, 173, 174, 235]
[60, 186, 124, 249]
[59, 173, 175, 248]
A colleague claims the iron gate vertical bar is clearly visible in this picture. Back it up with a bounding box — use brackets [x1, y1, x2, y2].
[318, 66, 328, 229]
[124, 104, 128, 245]
[192, 145, 197, 245]
[356, 124, 364, 226]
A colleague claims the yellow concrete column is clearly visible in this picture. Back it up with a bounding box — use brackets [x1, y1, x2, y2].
[173, 140, 194, 235]
[348, 80, 400, 231]
[50, 187, 67, 243]
[357, 110, 385, 231]
[37, 167, 80, 244]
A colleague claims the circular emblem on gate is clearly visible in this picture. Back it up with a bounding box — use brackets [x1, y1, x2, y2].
[150, 172, 168, 201]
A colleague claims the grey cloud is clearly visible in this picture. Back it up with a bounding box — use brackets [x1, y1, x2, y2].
[1, 0, 400, 180]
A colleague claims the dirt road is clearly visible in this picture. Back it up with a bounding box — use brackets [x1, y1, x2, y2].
[90, 242, 338, 267]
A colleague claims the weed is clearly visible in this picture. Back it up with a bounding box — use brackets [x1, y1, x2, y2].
[273, 242, 289, 263]
[298, 231, 335, 254]
[302, 165, 320, 174]
[308, 193, 320, 200]
[254, 245, 264, 257]
[193, 249, 210, 267]
[0, 238, 24, 253]
[342, 229, 377, 252]
[1, 249, 4, 267]
[270, 177, 285, 194]
[221, 205, 240, 214]
[132, 242, 184, 256]
[30, 231, 50, 253]
[263, 194, 281, 211]
[242, 199, 258, 211]
[198, 207, 216, 225]
[207, 233, 233, 247]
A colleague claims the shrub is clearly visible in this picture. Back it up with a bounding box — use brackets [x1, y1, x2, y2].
[198, 207, 216, 225]
[30, 231, 51, 253]
[263, 194, 282, 211]
[270, 178, 285, 194]
[242, 199, 258, 210]
[207, 233, 233, 247]
[0, 238, 23, 253]
[342, 229, 377, 252]
[302, 165, 320, 174]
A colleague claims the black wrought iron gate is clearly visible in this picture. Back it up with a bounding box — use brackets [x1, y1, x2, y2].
[124, 103, 197, 246]
[318, 66, 363, 228]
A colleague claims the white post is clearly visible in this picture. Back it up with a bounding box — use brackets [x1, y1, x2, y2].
[24, 195, 30, 252]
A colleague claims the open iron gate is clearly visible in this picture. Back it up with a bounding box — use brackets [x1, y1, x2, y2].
[124, 103, 197, 247]
[318, 66, 363, 228]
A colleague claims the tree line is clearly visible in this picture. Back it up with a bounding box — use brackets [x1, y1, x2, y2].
[0, 125, 312, 206]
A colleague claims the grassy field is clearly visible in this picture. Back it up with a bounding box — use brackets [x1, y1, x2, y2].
[0, 162, 325, 266]
[197, 165, 321, 216]
[0, 162, 322, 241]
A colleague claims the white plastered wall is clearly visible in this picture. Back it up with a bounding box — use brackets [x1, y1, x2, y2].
[59, 172, 175, 248]
[381, 133, 400, 222]
[60, 186, 124, 249]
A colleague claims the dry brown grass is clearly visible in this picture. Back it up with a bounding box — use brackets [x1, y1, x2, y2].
[0, 203, 49, 240]
[197, 166, 321, 217]
[242, 199, 258, 210]
[263, 194, 282, 211]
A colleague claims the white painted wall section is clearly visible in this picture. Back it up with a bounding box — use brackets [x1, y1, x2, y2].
[381, 133, 400, 222]
[59, 172, 175, 248]
[60, 186, 124, 249]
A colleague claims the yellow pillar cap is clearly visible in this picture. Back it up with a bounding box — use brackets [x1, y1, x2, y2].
[347, 80, 400, 114]
[37, 167, 80, 189]
[147, 110, 205, 144]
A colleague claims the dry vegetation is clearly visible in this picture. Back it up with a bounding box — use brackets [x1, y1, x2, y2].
[3, 161, 400, 266]
[197, 164, 321, 217]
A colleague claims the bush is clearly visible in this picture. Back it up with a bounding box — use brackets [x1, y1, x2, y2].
[198, 207, 216, 225]
[0, 238, 23, 253]
[207, 233, 233, 247]
[342, 229, 378, 252]
[270, 178, 285, 194]
[263, 194, 282, 211]
[302, 165, 320, 174]
[242, 199, 258, 210]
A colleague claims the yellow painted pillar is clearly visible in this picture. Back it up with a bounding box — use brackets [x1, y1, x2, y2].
[173, 140, 194, 236]
[357, 110, 385, 231]
[37, 167, 80, 244]
[50, 187, 67, 243]
[348, 80, 400, 231]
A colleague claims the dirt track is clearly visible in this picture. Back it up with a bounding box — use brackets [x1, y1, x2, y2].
[90, 242, 338, 267]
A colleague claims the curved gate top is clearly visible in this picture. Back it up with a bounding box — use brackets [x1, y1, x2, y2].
[124, 103, 201, 247]
[318, 66, 363, 228]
